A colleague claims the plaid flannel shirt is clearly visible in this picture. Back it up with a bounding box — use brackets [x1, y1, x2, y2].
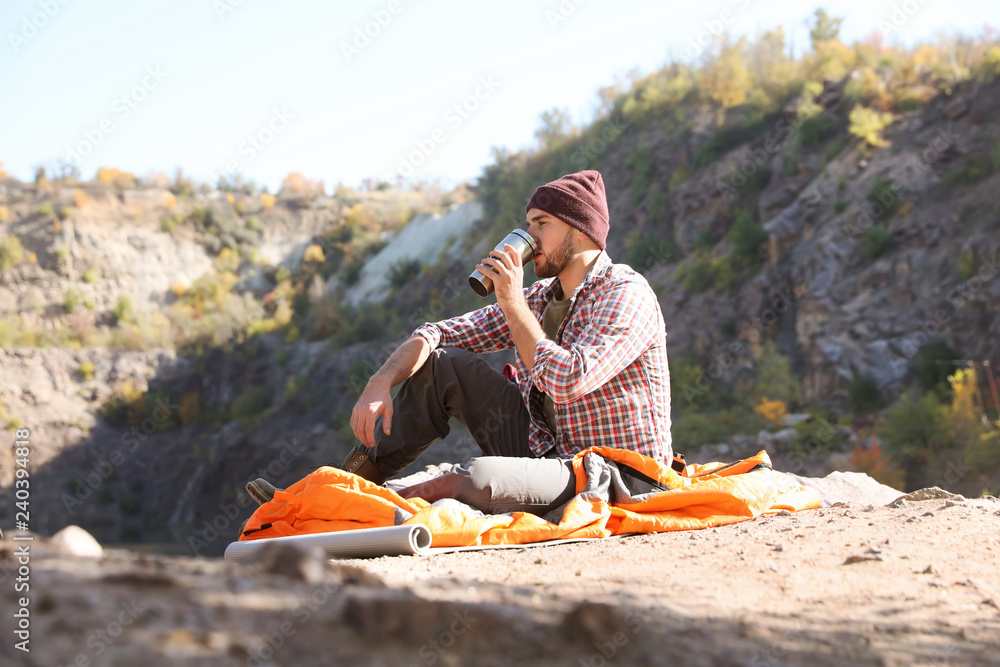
[411, 251, 672, 462]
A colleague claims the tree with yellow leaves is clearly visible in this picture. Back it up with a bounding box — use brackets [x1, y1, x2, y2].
[849, 105, 893, 148]
[698, 37, 753, 112]
[754, 397, 787, 426]
[948, 368, 980, 436]
[303, 244, 326, 264]
[281, 172, 323, 198]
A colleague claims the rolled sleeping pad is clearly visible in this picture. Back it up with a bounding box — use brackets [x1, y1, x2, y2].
[223, 524, 433, 562]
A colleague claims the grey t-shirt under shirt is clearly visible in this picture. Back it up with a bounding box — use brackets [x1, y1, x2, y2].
[541, 290, 573, 433]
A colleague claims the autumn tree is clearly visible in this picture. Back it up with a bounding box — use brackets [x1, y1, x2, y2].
[808, 8, 843, 50]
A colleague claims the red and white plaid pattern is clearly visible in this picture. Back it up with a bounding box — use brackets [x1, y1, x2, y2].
[412, 252, 671, 462]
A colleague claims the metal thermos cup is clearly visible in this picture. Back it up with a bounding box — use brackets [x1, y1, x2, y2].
[468, 229, 538, 297]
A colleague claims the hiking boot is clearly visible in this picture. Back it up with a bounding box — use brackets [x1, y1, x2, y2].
[340, 445, 387, 486]
[246, 478, 282, 506]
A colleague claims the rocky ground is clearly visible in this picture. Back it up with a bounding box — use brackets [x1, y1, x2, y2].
[1, 484, 998, 666]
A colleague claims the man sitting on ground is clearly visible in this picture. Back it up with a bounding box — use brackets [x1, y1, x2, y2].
[248, 170, 671, 517]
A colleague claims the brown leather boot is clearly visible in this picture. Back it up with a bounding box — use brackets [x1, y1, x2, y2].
[340, 445, 387, 486]
[246, 478, 282, 506]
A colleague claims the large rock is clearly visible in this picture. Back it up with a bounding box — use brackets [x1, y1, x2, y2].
[51, 525, 103, 557]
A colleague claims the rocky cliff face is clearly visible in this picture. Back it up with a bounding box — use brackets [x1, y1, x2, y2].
[610, 79, 1000, 409]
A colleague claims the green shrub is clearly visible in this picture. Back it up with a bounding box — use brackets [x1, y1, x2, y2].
[161, 213, 182, 233]
[790, 417, 846, 456]
[624, 143, 653, 204]
[834, 199, 848, 214]
[712, 256, 736, 291]
[673, 407, 768, 449]
[113, 296, 133, 324]
[957, 251, 976, 280]
[331, 408, 355, 442]
[847, 375, 883, 413]
[388, 258, 422, 290]
[36, 202, 54, 217]
[741, 164, 772, 198]
[341, 257, 366, 286]
[695, 229, 716, 249]
[943, 154, 994, 185]
[245, 214, 261, 231]
[669, 357, 714, 411]
[694, 117, 770, 169]
[232, 386, 270, 420]
[82, 268, 97, 283]
[862, 226, 892, 257]
[867, 179, 900, 220]
[0, 234, 25, 270]
[877, 392, 949, 488]
[751, 340, 800, 406]
[346, 357, 376, 399]
[63, 288, 84, 313]
[625, 232, 677, 272]
[911, 340, 958, 395]
[672, 414, 733, 448]
[78, 361, 96, 382]
[683, 257, 715, 292]
[119, 494, 141, 515]
[729, 210, 768, 267]
[283, 375, 306, 403]
[825, 138, 847, 161]
[798, 113, 836, 148]
[0, 320, 16, 348]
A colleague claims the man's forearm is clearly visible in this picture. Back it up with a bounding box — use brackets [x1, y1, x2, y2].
[503, 302, 545, 372]
[368, 336, 432, 389]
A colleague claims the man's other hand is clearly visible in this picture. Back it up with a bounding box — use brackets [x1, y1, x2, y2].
[351, 379, 393, 448]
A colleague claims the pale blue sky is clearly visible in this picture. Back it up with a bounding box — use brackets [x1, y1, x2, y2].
[1, 0, 993, 191]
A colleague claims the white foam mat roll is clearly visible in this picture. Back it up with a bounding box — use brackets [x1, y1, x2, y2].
[224, 524, 433, 562]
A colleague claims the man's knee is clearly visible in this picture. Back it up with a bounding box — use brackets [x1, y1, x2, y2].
[428, 346, 477, 372]
[465, 457, 503, 493]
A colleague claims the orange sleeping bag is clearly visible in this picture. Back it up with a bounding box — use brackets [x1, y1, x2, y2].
[238, 448, 821, 548]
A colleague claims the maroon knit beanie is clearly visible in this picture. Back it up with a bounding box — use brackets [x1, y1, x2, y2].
[525, 170, 609, 250]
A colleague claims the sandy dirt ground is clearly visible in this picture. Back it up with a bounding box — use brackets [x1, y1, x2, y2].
[1, 484, 998, 666]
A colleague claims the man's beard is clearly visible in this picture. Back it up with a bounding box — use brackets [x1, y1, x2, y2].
[534, 230, 575, 279]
